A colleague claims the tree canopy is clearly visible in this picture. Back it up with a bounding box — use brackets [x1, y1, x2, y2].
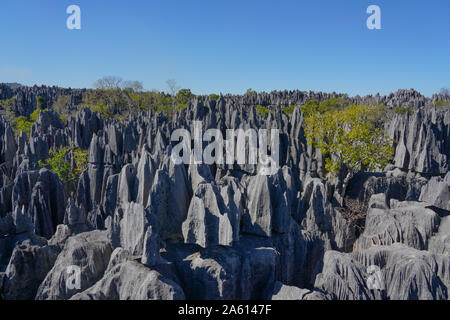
[39, 146, 88, 184]
[304, 104, 393, 176]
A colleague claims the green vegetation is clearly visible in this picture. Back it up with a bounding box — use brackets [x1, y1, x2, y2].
[82, 77, 197, 119]
[300, 100, 320, 117]
[393, 106, 413, 115]
[300, 98, 349, 117]
[175, 89, 194, 110]
[0, 96, 16, 109]
[52, 94, 74, 123]
[30, 107, 45, 121]
[38, 146, 88, 184]
[37, 95, 46, 109]
[11, 116, 33, 136]
[318, 97, 348, 112]
[435, 100, 450, 108]
[255, 105, 271, 116]
[209, 94, 220, 101]
[282, 105, 297, 115]
[304, 104, 393, 177]
[0, 96, 17, 121]
[246, 88, 257, 96]
[10, 108, 47, 136]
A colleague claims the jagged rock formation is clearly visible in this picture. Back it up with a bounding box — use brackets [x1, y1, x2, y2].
[315, 244, 450, 300]
[0, 84, 449, 300]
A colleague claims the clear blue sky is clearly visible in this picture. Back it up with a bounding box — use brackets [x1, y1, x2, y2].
[0, 0, 449, 96]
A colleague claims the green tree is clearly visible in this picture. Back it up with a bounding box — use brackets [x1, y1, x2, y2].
[10, 108, 47, 136]
[11, 116, 33, 136]
[0, 95, 17, 121]
[301, 98, 348, 117]
[300, 100, 320, 117]
[435, 100, 450, 108]
[37, 95, 46, 109]
[255, 105, 271, 116]
[393, 106, 413, 115]
[39, 146, 88, 184]
[209, 94, 220, 101]
[94, 76, 123, 90]
[318, 97, 348, 113]
[304, 104, 393, 177]
[282, 105, 297, 115]
[246, 88, 257, 96]
[87, 77, 147, 118]
[52, 94, 74, 123]
[176, 88, 194, 110]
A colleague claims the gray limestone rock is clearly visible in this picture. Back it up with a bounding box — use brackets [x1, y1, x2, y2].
[429, 216, 450, 255]
[242, 174, 273, 237]
[419, 172, 450, 211]
[271, 282, 330, 300]
[298, 178, 355, 252]
[70, 260, 185, 300]
[354, 201, 441, 251]
[182, 182, 237, 248]
[315, 244, 450, 300]
[2, 240, 59, 300]
[35, 230, 113, 300]
[114, 202, 150, 256]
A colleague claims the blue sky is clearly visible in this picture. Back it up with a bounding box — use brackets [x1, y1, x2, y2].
[0, 0, 449, 96]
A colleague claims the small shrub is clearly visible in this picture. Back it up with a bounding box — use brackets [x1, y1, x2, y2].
[37, 95, 46, 109]
[209, 94, 220, 101]
[318, 97, 348, 113]
[304, 104, 394, 177]
[90, 100, 114, 119]
[282, 105, 296, 115]
[435, 100, 450, 108]
[300, 100, 320, 117]
[39, 146, 88, 184]
[255, 105, 271, 116]
[0, 96, 17, 121]
[11, 116, 33, 136]
[176, 89, 194, 105]
[393, 106, 413, 115]
[30, 108, 47, 122]
[246, 88, 257, 96]
[10, 108, 47, 136]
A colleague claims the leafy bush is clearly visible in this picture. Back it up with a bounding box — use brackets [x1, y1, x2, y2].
[175, 88, 194, 110]
[10, 108, 47, 136]
[301, 98, 349, 117]
[318, 97, 348, 113]
[393, 106, 413, 115]
[304, 104, 394, 176]
[90, 99, 114, 119]
[83, 89, 122, 119]
[155, 94, 175, 117]
[129, 91, 158, 112]
[255, 105, 271, 116]
[209, 94, 220, 101]
[83, 80, 183, 119]
[282, 105, 296, 115]
[0, 96, 17, 121]
[246, 88, 257, 96]
[52, 95, 75, 122]
[11, 116, 33, 136]
[39, 146, 88, 183]
[37, 95, 46, 109]
[435, 100, 450, 108]
[300, 100, 320, 117]
[30, 108, 46, 121]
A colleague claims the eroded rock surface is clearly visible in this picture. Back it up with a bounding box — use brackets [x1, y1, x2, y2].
[0, 85, 448, 300]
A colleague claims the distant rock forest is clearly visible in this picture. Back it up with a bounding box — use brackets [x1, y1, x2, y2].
[0, 79, 449, 300]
